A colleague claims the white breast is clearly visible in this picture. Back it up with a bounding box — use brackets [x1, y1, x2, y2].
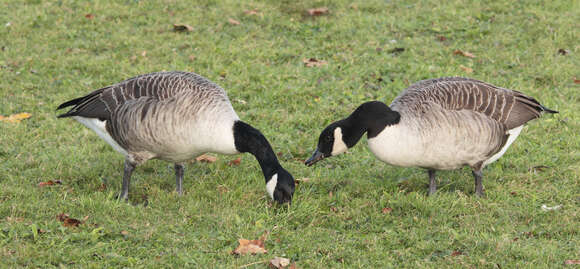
[367, 123, 426, 168]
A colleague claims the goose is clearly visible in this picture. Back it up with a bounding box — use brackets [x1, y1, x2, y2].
[57, 71, 294, 203]
[305, 77, 557, 196]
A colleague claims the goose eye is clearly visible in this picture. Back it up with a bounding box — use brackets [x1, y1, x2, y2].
[325, 135, 333, 142]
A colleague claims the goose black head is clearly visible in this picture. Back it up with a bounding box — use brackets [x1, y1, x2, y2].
[305, 101, 400, 167]
[305, 120, 352, 166]
[267, 166, 295, 204]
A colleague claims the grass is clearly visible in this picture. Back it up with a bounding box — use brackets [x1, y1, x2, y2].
[1, 0, 578, 267]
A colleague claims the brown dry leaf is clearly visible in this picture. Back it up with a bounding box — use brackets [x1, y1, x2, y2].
[565, 260, 580, 265]
[84, 14, 94, 19]
[120, 230, 129, 236]
[196, 154, 217, 163]
[38, 180, 62, 187]
[56, 213, 87, 227]
[0, 112, 32, 123]
[437, 35, 447, 41]
[228, 18, 241, 25]
[460, 65, 473, 74]
[307, 7, 329, 16]
[557, 49, 569, 55]
[63, 218, 82, 227]
[232, 239, 267, 255]
[173, 23, 193, 32]
[269, 257, 291, 268]
[228, 157, 241, 166]
[98, 183, 107, 191]
[303, 58, 327, 67]
[453, 49, 476, 58]
[574, 78, 580, 84]
[381, 207, 393, 214]
[244, 9, 260, 16]
[451, 251, 463, 256]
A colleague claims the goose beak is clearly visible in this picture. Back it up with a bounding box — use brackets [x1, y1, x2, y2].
[305, 149, 324, 166]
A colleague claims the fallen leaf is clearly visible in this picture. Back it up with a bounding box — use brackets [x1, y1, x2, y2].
[437, 35, 447, 41]
[328, 191, 333, 198]
[84, 14, 94, 19]
[196, 154, 217, 163]
[294, 178, 310, 184]
[269, 257, 291, 268]
[541, 204, 562, 211]
[38, 180, 62, 187]
[330, 207, 338, 212]
[451, 251, 463, 256]
[573, 78, 580, 84]
[0, 112, 32, 123]
[228, 157, 241, 166]
[188, 54, 196, 61]
[388, 47, 405, 54]
[120, 230, 129, 236]
[557, 49, 569, 55]
[228, 18, 241, 25]
[232, 239, 267, 255]
[510, 191, 517, 196]
[244, 9, 260, 16]
[512, 237, 519, 242]
[453, 49, 476, 58]
[460, 65, 473, 73]
[529, 165, 550, 173]
[303, 58, 327, 67]
[56, 213, 84, 227]
[98, 183, 107, 191]
[307, 7, 329, 16]
[565, 260, 580, 265]
[173, 23, 193, 32]
[382, 207, 393, 214]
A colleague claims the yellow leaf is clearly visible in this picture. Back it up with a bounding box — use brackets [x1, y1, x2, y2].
[0, 112, 31, 123]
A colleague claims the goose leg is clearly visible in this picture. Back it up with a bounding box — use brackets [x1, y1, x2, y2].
[175, 163, 184, 195]
[428, 169, 437, 196]
[119, 159, 137, 201]
[472, 169, 484, 197]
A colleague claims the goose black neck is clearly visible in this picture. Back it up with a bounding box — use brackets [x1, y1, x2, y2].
[345, 101, 401, 139]
[233, 121, 280, 181]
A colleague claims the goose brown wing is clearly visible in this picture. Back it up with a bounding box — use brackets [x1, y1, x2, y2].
[56, 71, 223, 120]
[393, 77, 556, 129]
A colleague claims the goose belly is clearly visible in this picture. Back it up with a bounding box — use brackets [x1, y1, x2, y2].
[367, 119, 505, 170]
[121, 109, 240, 163]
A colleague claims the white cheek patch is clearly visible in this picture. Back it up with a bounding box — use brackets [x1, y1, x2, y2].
[265, 173, 278, 200]
[331, 127, 348, 156]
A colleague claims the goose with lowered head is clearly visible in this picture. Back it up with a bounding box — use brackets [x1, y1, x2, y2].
[305, 77, 557, 196]
[57, 71, 294, 203]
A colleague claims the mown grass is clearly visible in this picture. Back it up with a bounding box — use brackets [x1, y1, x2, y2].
[1, 0, 578, 267]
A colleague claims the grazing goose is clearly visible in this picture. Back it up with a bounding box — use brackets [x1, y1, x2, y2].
[57, 71, 294, 203]
[305, 77, 557, 196]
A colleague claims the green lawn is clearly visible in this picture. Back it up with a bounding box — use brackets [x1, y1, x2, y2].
[1, 0, 579, 267]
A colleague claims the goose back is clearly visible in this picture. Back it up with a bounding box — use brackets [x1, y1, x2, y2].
[391, 77, 549, 129]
